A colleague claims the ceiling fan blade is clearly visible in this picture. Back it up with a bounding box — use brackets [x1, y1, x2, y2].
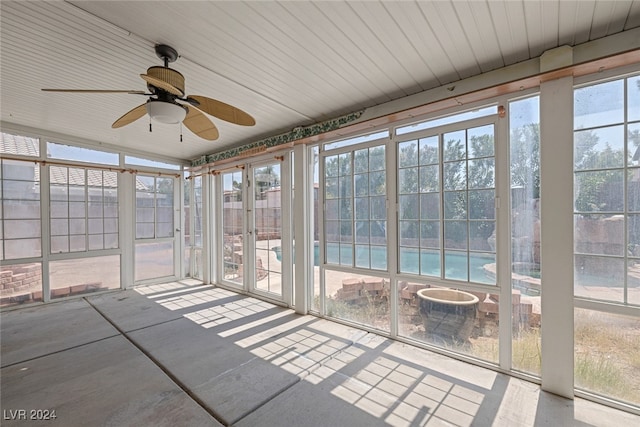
[140, 74, 183, 96]
[183, 106, 219, 141]
[42, 89, 146, 94]
[112, 103, 148, 129]
[187, 95, 255, 126]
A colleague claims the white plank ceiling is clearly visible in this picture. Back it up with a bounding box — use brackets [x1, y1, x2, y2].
[1, 1, 639, 162]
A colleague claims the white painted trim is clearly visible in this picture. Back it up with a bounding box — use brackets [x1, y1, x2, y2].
[293, 144, 309, 314]
[540, 74, 575, 399]
[174, 174, 182, 281]
[574, 297, 640, 317]
[495, 103, 513, 372]
[202, 173, 212, 284]
[119, 170, 135, 288]
[573, 63, 640, 87]
[318, 145, 326, 316]
[281, 152, 293, 306]
[40, 154, 51, 302]
[185, 172, 194, 279]
[387, 132, 399, 337]
[47, 249, 122, 262]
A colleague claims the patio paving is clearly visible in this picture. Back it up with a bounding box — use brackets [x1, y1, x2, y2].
[1, 281, 638, 426]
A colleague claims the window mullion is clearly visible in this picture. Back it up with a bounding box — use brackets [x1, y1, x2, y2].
[351, 152, 355, 268]
[439, 134, 445, 280]
[84, 169, 89, 252]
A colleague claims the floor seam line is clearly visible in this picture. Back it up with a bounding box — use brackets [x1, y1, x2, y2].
[230, 376, 302, 426]
[0, 334, 121, 369]
[122, 316, 183, 333]
[231, 338, 364, 425]
[85, 298, 228, 426]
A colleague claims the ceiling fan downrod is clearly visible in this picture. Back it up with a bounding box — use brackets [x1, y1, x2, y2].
[154, 44, 179, 68]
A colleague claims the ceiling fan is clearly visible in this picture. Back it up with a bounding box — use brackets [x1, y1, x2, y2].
[42, 44, 255, 141]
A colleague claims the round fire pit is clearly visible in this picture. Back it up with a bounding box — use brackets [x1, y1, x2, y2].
[417, 288, 479, 344]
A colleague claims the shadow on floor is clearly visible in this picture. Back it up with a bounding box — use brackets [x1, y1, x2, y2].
[1, 281, 637, 426]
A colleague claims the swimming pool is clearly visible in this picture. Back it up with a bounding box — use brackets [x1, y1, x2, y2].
[273, 243, 495, 284]
[327, 244, 494, 284]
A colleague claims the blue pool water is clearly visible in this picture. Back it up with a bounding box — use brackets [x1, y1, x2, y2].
[273, 243, 494, 284]
[327, 244, 494, 284]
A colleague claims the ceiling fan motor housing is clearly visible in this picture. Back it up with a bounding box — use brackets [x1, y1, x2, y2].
[145, 66, 185, 95]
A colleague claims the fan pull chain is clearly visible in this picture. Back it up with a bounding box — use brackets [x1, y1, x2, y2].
[180, 123, 183, 142]
[149, 117, 152, 133]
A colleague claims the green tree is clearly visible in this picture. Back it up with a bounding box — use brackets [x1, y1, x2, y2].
[157, 177, 174, 194]
[443, 137, 465, 190]
[628, 128, 640, 163]
[510, 123, 540, 199]
[468, 133, 496, 243]
[468, 133, 494, 186]
[254, 165, 280, 200]
[574, 129, 624, 213]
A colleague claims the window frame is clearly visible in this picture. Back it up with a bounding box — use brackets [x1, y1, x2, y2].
[48, 165, 119, 254]
[572, 67, 640, 310]
[394, 114, 500, 287]
[320, 137, 389, 273]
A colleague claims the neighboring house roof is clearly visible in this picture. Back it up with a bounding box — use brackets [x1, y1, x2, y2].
[43, 166, 149, 191]
[1, 132, 39, 156]
[48, 166, 119, 188]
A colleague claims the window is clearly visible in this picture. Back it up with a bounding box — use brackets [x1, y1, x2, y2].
[193, 176, 203, 278]
[396, 106, 497, 136]
[321, 140, 389, 332]
[134, 241, 174, 282]
[185, 174, 203, 279]
[0, 262, 43, 307]
[397, 123, 496, 284]
[324, 145, 387, 270]
[252, 162, 283, 294]
[50, 166, 119, 253]
[193, 176, 203, 247]
[125, 155, 181, 170]
[1, 133, 43, 306]
[1, 159, 41, 259]
[49, 255, 120, 299]
[135, 175, 174, 239]
[221, 170, 243, 283]
[323, 130, 388, 151]
[47, 142, 119, 165]
[509, 95, 541, 376]
[573, 74, 640, 305]
[573, 73, 640, 408]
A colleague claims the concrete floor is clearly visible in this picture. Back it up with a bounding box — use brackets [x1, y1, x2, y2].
[1, 281, 638, 427]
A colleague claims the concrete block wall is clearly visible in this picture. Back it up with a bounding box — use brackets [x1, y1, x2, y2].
[0, 263, 43, 306]
[1, 263, 42, 295]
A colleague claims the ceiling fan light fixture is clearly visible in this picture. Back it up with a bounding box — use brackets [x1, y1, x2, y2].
[146, 100, 186, 124]
[42, 44, 254, 140]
